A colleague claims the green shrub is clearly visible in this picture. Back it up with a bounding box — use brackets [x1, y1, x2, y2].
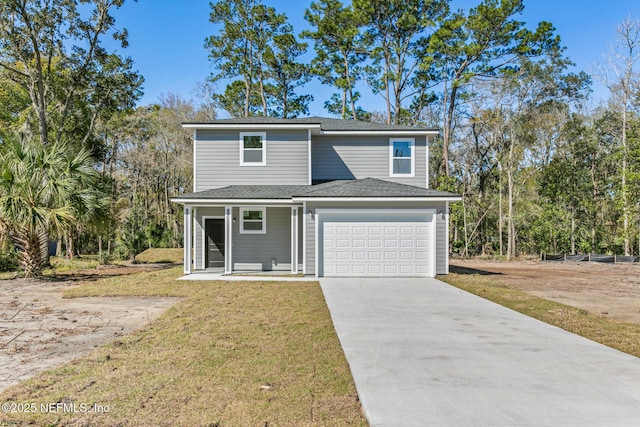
[0, 250, 18, 272]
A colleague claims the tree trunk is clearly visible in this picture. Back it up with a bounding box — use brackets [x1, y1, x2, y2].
[506, 136, 515, 261]
[14, 228, 47, 277]
[571, 208, 576, 255]
[622, 95, 630, 255]
[440, 82, 457, 177]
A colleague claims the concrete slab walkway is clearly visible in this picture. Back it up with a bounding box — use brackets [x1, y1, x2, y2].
[320, 277, 640, 427]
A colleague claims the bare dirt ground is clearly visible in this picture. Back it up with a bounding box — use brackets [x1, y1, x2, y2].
[0, 265, 178, 392]
[450, 259, 640, 324]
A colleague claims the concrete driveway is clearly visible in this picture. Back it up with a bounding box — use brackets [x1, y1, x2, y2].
[320, 277, 640, 427]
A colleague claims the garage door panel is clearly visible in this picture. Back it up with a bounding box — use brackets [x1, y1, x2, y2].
[384, 252, 398, 261]
[416, 251, 429, 261]
[323, 217, 433, 277]
[384, 265, 398, 274]
[352, 239, 366, 248]
[369, 226, 383, 236]
[336, 265, 351, 274]
[400, 226, 415, 236]
[400, 265, 415, 274]
[369, 239, 382, 248]
[352, 265, 366, 274]
[367, 265, 382, 274]
[384, 239, 398, 248]
[352, 226, 367, 236]
[384, 226, 398, 235]
[352, 251, 366, 261]
[400, 239, 415, 248]
[400, 251, 415, 261]
[416, 239, 430, 248]
[336, 226, 350, 236]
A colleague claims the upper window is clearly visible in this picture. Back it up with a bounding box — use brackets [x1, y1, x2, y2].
[389, 138, 415, 177]
[240, 207, 266, 234]
[240, 132, 267, 166]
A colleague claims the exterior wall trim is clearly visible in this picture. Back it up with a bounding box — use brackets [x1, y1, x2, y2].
[319, 130, 438, 136]
[291, 207, 299, 274]
[183, 123, 321, 130]
[224, 206, 233, 274]
[307, 129, 312, 185]
[183, 205, 192, 274]
[293, 197, 462, 203]
[192, 130, 197, 191]
[172, 199, 299, 205]
[445, 201, 449, 274]
[389, 137, 416, 178]
[302, 201, 307, 275]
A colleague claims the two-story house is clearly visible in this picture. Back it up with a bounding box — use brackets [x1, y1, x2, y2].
[172, 117, 460, 278]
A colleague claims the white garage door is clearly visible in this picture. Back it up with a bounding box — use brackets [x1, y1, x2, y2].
[321, 211, 435, 277]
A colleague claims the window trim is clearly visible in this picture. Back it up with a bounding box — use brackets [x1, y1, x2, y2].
[239, 132, 267, 166]
[239, 207, 267, 234]
[389, 138, 415, 177]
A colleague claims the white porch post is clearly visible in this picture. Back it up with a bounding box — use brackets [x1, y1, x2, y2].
[224, 206, 233, 274]
[291, 206, 299, 274]
[183, 205, 192, 274]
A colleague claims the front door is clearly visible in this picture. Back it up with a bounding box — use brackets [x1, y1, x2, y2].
[205, 219, 225, 268]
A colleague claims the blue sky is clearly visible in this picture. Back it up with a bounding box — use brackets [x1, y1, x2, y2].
[110, 0, 639, 116]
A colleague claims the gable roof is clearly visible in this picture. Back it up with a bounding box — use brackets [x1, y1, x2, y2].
[172, 178, 459, 204]
[182, 116, 439, 134]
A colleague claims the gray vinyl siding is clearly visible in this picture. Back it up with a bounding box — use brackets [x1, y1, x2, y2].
[312, 135, 428, 188]
[304, 201, 447, 276]
[305, 210, 315, 275]
[194, 207, 224, 270]
[195, 129, 309, 191]
[194, 206, 303, 271]
[232, 207, 291, 270]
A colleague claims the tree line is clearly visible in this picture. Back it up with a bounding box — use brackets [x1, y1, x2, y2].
[0, 0, 638, 276]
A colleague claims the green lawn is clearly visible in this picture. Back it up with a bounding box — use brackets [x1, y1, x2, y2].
[0, 266, 366, 426]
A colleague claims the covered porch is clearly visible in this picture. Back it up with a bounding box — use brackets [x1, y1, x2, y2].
[181, 203, 303, 275]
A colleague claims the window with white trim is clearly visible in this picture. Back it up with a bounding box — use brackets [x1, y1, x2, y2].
[240, 207, 266, 234]
[240, 132, 266, 166]
[390, 138, 415, 177]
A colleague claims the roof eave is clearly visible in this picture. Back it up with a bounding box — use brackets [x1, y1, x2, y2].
[292, 196, 462, 202]
[182, 123, 321, 130]
[318, 130, 439, 136]
[171, 198, 300, 205]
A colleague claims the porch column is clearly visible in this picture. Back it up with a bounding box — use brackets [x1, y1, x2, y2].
[291, 206, 299, 274]
[224, 206, 233, 274]
[183, 205, 192, 274]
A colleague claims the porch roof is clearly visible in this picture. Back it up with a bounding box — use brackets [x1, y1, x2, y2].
[172, 178, 460, 204]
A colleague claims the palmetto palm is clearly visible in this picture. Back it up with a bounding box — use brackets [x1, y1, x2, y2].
[0, 137, 104, 277]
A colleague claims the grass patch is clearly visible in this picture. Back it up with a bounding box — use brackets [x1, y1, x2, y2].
[135, 248, 183, 264]
[0, 267, 365, 426]
[440, 273, 640, 358]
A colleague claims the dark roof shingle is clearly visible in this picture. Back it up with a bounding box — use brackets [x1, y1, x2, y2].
[174, 178, 458, 201]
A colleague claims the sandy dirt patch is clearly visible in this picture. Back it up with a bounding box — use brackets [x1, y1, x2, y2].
[0, 265, 178, 392]
[450, 259, 640, 324]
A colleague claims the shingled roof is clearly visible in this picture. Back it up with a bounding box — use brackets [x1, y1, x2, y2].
[182, 116, 438, 132]
[294, 178, 457, 198]
[173, 178, 459, 201]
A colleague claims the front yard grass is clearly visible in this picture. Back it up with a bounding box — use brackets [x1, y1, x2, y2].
[440, 273, 640, 358]
[0, 266, 366, 426]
